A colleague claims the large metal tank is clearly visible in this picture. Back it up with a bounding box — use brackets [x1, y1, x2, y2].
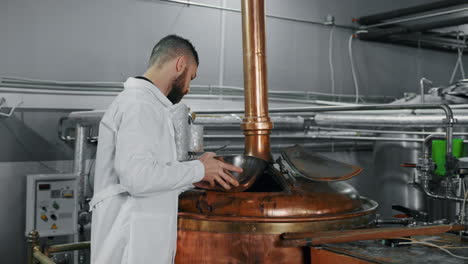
[373, 81, 468, 221]
[176, 166, 377, 263]
[373, 133, 427, 218]
[373, 130, 466, 222]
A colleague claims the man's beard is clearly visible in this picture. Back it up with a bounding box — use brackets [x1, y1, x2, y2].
[167, 70, 187, 104]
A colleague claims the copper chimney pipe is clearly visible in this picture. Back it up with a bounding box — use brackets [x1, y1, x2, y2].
[241, 0, 273, 162]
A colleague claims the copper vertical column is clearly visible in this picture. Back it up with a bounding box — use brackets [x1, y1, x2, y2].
[241, 0, 273, 162]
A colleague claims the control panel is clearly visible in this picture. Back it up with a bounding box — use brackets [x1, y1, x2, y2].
[25, 174, 78, 237]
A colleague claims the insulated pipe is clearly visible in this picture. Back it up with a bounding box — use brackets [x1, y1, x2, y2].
[357, 0, 468, 25]
[241, 0, 273, 161]
[313, 114, 468, 126]
[311, 127, 468, 137]
[33, 247, 55, 264]
[272, 103, 456, 164]
[73, 125, 92, 264]
[74, 125, 89, 213]
[196, 103, 468, 115]
[298, 104, 456, 160]
[360, 16, 468, 41]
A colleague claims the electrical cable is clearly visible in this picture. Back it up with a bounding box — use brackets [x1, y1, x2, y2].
[398, 240, 468, 260]
[0, 101, 63, 173]
[0, 120, 63, 173]
[328, 25, 336, 98]
[348, 34, 360, 103]
[461, 180, 468, 224]
[2, 76, 122, 87]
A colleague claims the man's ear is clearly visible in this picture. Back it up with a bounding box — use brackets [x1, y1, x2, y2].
[175, 56, 187, 75]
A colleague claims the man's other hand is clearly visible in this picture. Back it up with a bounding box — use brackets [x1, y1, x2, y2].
[197, 152, 242, 190]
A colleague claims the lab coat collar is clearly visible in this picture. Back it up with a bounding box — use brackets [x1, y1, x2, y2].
[124, 77, 173, 108]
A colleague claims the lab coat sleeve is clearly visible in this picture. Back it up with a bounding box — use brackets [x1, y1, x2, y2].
[114, 101, 205, 196]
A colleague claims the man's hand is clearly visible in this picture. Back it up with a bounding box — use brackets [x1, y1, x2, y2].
[196, 152, 242, 190]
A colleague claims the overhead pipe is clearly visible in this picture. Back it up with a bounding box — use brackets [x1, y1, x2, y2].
[359, 16, 468, 41]
[241, 0, 273, 161]
[310, 126, 468, 137]
[387, 34, 468, 52]
[274, 103, 457, 164]
[160, 0, 354, 30]
[357, 0, 468, 26]
[3, 77, 395, 103]
[195, 103, 468, 115]
[359, 6, 468, 30]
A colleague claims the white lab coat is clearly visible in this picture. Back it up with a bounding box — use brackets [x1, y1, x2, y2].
[90, 77, 204, 264]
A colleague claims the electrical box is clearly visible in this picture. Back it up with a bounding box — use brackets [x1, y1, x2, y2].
[25, 174, 78, 237]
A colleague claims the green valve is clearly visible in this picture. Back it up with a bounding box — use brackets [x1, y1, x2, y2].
[52, 201, 60, 210]
[432, 138, 466, 176]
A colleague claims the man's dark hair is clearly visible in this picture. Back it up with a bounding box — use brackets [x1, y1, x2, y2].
[149, 35, 199, 67]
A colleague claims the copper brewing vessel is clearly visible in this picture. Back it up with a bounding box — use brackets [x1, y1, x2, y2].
[176, 0, 377, 263]
[176, 170, 377, 263]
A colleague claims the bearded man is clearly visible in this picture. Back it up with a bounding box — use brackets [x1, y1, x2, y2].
[90, 35, 241, 264]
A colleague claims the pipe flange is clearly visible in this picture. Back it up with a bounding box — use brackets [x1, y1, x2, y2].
[443, 118, 457, 124]
[240, 121, 274, 131]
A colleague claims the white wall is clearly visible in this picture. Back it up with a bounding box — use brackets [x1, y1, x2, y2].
[1, 0, 467, 263]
